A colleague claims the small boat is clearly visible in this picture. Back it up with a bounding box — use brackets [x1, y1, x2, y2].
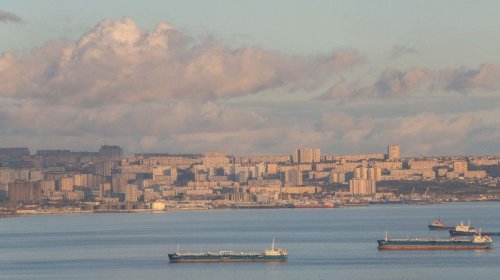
[168, 239, 288, 263]
[378, 232, 493, 250]
[428, 218, 454, 230]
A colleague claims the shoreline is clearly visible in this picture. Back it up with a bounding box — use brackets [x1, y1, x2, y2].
[2, 200, 500, 218]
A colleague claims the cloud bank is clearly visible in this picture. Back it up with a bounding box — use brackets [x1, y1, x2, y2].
[319, 64, 500, 100]
[0, 17, 499, 156]
[0, 18, 362, 106]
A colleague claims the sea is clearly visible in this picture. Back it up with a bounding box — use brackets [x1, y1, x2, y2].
[1, 202, 500, 280]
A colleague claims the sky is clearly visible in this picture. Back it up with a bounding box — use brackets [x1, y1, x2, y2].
[1, 0, 500, 156]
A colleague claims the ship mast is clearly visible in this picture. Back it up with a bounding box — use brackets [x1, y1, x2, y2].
[272, 238, 275, 250]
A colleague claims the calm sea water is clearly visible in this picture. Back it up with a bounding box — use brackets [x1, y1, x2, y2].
[1, 202, 500, 280]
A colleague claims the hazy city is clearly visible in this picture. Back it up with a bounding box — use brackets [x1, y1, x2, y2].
[2, 1, 500, 280]
[1, 145, 500, 216]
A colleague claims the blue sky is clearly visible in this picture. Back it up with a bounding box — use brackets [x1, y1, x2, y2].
[1, 0, 500, 156]
[3, 0, 500, 66]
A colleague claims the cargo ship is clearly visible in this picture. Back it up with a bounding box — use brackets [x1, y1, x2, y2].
[449, 221, 500, 237]
[428, 218, 454, 230]
[448, 220, 478, 236]
[377, 232, 493, 250]
[168, 239, 288, 263]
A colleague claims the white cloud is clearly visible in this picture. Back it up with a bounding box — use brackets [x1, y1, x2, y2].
[0, 18, 362, 106]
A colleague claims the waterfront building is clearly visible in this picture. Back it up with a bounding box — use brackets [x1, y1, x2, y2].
[57, 177, 74, 192]
[123, 184, 138, 202]
[8, 181, 41, 202]
[349, 178, 376, 195]
[111, 173, 136, 193]
[99, 182, 111, 197]
[74, 173, 93, 188]
[38, 180, 56, 196]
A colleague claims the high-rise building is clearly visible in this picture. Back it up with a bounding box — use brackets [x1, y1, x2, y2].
[123, 184, 138, 202]
[111, 173, 136, 193]
[57, 177, 74, 192]
[453, 161, 468, 174]
[329, 171, 346, 184]
[38, 180, 56, 196]
[387, 145, 400, 160]
[283, 169, 303, 186]
[293, 147, 321, 164]
[73, 173, 93, 187]
[349, 178, 376, 195]
[94, 161, 115, 177]
[8, 181, 41, 202]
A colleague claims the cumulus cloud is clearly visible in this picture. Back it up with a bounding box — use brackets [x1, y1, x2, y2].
[0, 10, 23, 23]
[0, 17, 362, 106]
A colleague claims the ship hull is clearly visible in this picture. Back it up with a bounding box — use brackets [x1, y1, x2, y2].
[377, 240, 493, 250]
[450, 230, 500, 237]
[449, 230, 477, 236]
[168, 254, 287, 263]
[428, 225, 454, 230]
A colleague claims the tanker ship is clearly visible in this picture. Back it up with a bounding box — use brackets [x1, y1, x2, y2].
[377, 232, 493, 250]
[168, 239, 287, 263]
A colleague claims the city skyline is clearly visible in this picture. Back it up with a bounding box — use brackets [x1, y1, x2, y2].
[1, 1, 500, 156]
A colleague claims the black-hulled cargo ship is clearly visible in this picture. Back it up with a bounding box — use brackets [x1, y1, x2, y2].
[448, 221, 500, 236]
[449, 220, 478, 236]
[168, 240, 287, 263]
[378, 232, 493, 250]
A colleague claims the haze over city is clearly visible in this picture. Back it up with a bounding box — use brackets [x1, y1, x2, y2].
[1, 1, 500, 156]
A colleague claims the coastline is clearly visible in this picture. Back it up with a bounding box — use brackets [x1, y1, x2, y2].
[2, 200, 500, 218]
